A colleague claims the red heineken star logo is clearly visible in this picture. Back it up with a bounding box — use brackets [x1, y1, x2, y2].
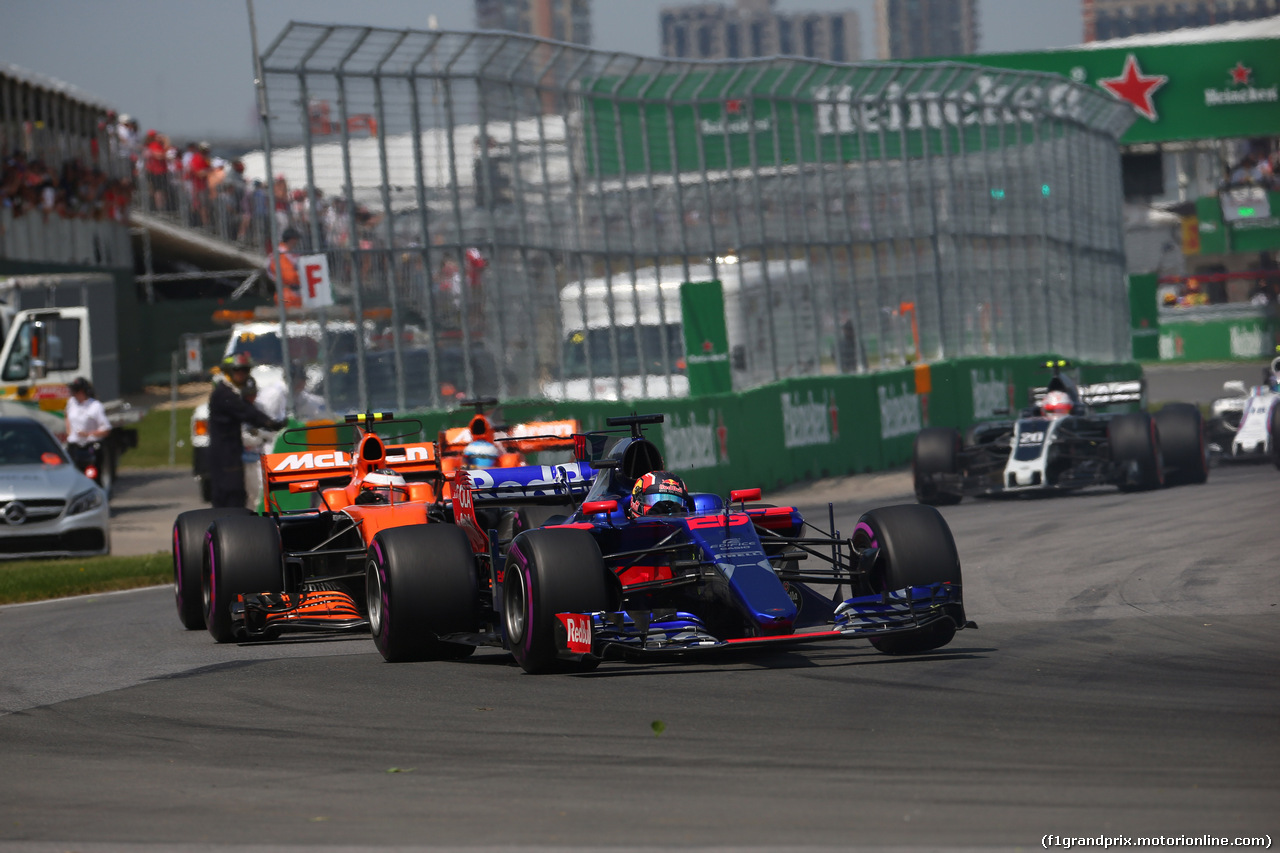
[1098, 53, 1167, 121]
[1230, 62, 1252, 85]
[725, 99, 743, 114]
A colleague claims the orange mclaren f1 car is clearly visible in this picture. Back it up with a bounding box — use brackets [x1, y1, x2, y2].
[171, 412, 451, 643]
[437, 397, 579, 487]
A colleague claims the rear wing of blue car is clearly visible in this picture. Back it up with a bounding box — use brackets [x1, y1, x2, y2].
[464, 461, 596, 505]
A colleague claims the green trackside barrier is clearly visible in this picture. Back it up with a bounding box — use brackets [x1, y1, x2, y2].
[1156, 312, 1279, 362]
[268, 355, 1142, 505]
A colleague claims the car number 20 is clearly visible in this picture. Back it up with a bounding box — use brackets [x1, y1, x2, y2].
[1019, 431, 1045, 445]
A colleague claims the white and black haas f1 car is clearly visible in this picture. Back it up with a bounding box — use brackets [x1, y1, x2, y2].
[369, 414, 973, 674]
[913, 361, 1209, 505]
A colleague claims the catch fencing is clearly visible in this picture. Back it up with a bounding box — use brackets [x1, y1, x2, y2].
[252, 25, 1137, 412]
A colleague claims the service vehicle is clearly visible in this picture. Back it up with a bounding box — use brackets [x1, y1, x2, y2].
[172, 412, 455, 641]
[912, 360, 1208, 504]
[0, 274, 140, 495]
[542, 257, 815, 401]
[0, 415, 109, 558]
[369, 414, 972, 673]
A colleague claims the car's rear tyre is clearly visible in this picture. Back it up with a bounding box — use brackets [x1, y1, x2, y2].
[913, 427, 963, 506]
[852, 504, 962, 655]
[172, 507, 252, 630]
[1110, 412, 1164, 492]
[367, 525, 479, 662]
[1155, 403, 1208, 486]
[503, 528, 612, 674]
[1271, 405, 1280, 470]
[203, 515, 283, 643]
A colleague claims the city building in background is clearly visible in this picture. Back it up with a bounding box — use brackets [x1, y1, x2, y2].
[1085, 0, 1280, 41]
[475, 0, 591, 45]
[874, 0, 978, 59]
[660, 0, 860, 61]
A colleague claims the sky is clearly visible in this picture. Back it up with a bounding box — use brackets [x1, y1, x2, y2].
[2, 0, 1083, 141]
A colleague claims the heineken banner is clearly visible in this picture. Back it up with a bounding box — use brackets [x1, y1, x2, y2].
[958, 37, 1280, 146]
[583, 62, 1130, 177]
[679, 280, 732, 396]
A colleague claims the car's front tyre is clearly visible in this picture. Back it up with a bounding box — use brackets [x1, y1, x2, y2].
[172, 507, 252, 630]
[852, 504, 963, 655]
[1110, 413, 1164, 492]
[367, 524, 479, 662]
[1155, 403, 1208, 486]
[503, 528, 612, 674]
[912, 427, 963, 506]
[203, 515, 283, 643]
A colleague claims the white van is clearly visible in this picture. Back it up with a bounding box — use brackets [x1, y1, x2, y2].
[541, 257, 817, 401]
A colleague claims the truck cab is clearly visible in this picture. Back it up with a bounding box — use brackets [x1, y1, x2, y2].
[0, 305, 139, 495]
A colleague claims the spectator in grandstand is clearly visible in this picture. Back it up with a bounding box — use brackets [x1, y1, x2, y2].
[186, 142, 212, 226]
[272, 174, 291, 233]
[116, 114, 140, 166]
[143, 130, 168, 210]
[240, 179, 270, 245]
[0, 151, 27, 214]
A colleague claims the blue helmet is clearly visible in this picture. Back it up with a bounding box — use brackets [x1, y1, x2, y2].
[463, 440, 501, 469]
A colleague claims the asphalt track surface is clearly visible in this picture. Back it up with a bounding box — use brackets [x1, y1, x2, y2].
[1, 450, 1277, 852]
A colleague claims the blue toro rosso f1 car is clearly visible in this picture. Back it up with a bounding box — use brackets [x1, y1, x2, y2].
[368, 414, 973, 673]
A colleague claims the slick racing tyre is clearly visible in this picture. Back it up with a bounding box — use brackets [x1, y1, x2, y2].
[1110, 413, 1164, 492]
[912, 427, 963, 506]
[367, 525, 479, 663]
[172, 507, 252, 630]
[203, 515, 283, 643]
[1272, 407, 1280, 470]
[503, 528, 613, 674]
[853, 504, 962, 655]
[1155, 403, 1209, 486]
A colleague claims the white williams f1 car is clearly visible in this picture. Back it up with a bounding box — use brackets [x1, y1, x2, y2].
[913, 362, 1208, 504]
[1207, 353, 1280, 466]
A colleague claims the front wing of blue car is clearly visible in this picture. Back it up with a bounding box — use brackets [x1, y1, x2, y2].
[552, 582, 967, 661]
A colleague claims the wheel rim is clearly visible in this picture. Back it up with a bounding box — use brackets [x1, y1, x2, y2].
[366, 558, 384, 636]
[504, 565, 528, 645]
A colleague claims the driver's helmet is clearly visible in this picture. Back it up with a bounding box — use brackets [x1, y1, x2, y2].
[1042, 390, 1073, 418]
[628, 471, 692, 519]
[356, 467, 406, 504]
[463, 440, 501, 469]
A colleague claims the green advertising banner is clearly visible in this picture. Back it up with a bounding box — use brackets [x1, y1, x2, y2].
[959, 38, 1280, 145]
[679, 280, 733, 396]
[1157, 315, 1279, 362]
[584, 63, 1124, 177]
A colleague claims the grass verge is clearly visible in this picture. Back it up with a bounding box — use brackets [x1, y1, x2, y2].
[124, 406, 195, 469]
[0, 552, 170, 605]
